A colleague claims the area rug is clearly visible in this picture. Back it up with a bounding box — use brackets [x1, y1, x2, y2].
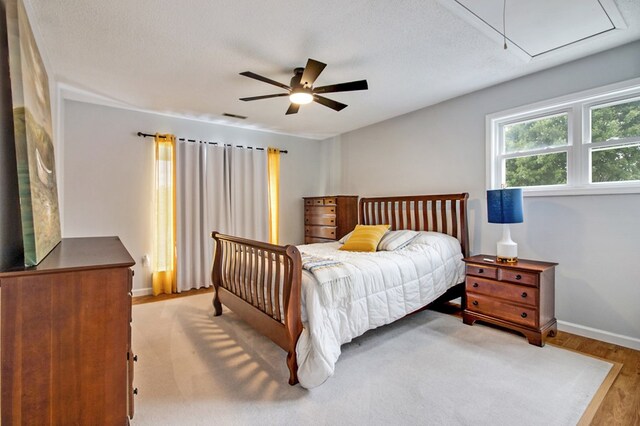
[131, 293, 615, 426]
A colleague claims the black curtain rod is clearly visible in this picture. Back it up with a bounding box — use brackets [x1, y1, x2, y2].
[136, 132, 288, 154]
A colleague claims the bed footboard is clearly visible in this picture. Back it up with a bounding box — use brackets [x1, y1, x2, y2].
[210, 231, 303, 385]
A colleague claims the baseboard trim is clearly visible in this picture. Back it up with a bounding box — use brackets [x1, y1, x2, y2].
[132, 287, 153, 297]
[558, 320, 640, 351]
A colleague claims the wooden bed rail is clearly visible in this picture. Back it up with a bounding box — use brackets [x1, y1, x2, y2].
[359, 193, 469, 257]
[210, 231, 303, 385]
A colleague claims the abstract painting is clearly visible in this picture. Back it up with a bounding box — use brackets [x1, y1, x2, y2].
[6, 0, 60, 266]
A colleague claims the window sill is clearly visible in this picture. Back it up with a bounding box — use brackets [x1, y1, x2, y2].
[521, 185, 640, 197]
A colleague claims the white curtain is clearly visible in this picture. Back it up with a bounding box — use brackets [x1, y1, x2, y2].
[229, 148, 269, 239]
[176, 142, 268, 292]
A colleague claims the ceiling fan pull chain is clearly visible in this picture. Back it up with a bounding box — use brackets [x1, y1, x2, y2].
[503, 0, 508, 50]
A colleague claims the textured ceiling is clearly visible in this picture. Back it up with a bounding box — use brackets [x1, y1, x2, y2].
[26, 0, 640, 139]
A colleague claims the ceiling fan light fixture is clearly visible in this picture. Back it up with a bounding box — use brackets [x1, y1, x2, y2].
[289, 90, 313, 105]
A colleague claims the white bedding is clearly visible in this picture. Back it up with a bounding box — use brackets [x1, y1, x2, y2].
[295, 231, 464, 388]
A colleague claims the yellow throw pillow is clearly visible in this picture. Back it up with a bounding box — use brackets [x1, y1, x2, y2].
[339, 225, 390, 252]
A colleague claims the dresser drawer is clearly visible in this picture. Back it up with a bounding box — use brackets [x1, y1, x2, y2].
[305, 206, 336, 216]
[499, 269, 538, 287]
[466, 264, 498, 280]
[467, 293, 537, 328]
[304, 198, 326, 206]
[465, 277, 538, 307]
[323, 197, 337, 205]
[304, 236, 335, 244]
[305, 226, 337, 239]
[304, 215, 336, 226]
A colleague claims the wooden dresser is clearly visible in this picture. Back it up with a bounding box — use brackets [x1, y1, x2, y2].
[0, 237, 136, 425]
[303, 195, 358, 244]
[462, 255, 557, 346]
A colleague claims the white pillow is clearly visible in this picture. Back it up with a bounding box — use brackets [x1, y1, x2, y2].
[377, 230, 419, 251]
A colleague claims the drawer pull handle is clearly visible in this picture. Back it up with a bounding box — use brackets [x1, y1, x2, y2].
[515, 274, 522, 280]
[473, 283, 479, 288]
[133, 355, 138, 362]
[478, 268, 484, 273]
[133, 388, 138, 395]
[472, 300, 478, 306]
[521, 312, 527, 318]
[521, 292, 527, 298]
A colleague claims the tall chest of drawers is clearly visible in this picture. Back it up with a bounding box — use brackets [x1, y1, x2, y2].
[462, 255, 557, 346]
[303, 196, 358, 244]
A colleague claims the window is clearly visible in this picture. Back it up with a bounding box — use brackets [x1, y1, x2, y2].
[487, 78, 640, 195]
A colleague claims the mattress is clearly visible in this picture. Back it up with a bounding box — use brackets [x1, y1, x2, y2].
[295, 231, 465, 388]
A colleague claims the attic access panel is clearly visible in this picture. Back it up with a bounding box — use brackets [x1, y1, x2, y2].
[452, 0, 624, 58]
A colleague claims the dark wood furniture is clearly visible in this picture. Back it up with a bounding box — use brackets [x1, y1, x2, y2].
[462, 255, 557, 346]
[0, 237, 136, 425]
[211, 193, 469, 385]
[303, 195, 358, 244]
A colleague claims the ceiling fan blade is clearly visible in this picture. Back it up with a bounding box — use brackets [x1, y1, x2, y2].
[300, 58, 327, 87]
[285, 103, 300, 115]
[240, 93, 289, 101]
[313, 79, 368, 94]
[313, 95, 347, 112]
[239, 71, 291, 90]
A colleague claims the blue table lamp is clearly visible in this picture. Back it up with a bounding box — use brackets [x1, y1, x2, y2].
[487, 188, 523, 263]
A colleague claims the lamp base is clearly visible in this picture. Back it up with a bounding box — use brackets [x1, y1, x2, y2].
[496, 224, 518, 264]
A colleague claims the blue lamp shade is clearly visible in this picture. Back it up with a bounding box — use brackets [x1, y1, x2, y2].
[487, 188, 524, 224]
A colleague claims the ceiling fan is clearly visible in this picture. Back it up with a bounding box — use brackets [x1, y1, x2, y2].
[239, 58, 368, 115]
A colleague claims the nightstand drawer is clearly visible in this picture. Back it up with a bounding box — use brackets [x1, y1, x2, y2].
[466, 264, 498, 279]
[465, 277, 538, 307]
[467, 293, 537, 328]
[305, 215, 336, 226]
[499, 269, 538, 287]
[305, 206, 336, 216]
[305, 226, 336, 239]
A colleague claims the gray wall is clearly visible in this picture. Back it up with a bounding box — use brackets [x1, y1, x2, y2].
[62, 100, 327, 294]
[332, 41, 640, 347]
[0, 0, 23, 270]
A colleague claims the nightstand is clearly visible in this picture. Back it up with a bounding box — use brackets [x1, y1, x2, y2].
[462, 255, 557, 347]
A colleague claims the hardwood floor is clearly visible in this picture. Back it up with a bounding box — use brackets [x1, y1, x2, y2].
[547, 330, 640, 425]
[132, 286, 213, 305]
[133, 294, 640, 425]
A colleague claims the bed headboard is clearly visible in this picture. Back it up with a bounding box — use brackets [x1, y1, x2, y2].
[359, 193, 469, 257]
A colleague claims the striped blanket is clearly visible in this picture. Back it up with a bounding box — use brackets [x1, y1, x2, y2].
[300, 253, 354, 306]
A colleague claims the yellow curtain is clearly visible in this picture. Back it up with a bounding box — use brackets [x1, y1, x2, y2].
[267, 147, 280, 245]
[152, 134, 177, 296]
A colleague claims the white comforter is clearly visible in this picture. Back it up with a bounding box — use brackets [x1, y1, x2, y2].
[295, 232, 464, 388]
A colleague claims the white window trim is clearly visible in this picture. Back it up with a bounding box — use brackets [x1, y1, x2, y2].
[486, 77, 640, 197]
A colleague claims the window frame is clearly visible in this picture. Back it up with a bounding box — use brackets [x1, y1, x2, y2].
[487, 77, 640, 196]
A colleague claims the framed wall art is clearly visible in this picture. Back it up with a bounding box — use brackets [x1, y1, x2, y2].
[6, 0, 60, 266]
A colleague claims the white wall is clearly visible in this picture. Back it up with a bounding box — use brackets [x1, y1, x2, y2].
[333, 41, 640, 348]
[62, 100, 326, 294]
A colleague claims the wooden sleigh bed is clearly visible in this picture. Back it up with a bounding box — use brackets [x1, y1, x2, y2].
[210, 193, 469, 385]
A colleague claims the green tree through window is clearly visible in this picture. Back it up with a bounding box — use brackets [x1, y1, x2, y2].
[591, 100, 640, 183]
[500, 98, 640, 188]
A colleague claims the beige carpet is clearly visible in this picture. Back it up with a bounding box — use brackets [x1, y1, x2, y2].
[131, 293, 613, 426]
